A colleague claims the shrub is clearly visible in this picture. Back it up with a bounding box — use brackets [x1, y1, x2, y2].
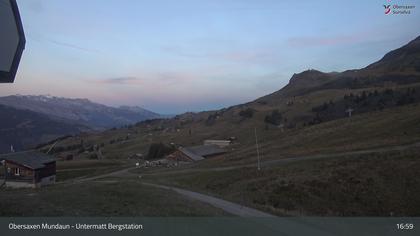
[264, 110, 282, 125]
[239, 108, 255, 118]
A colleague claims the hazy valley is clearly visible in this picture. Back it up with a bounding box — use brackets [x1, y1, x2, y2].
[0, 95, 165, 153]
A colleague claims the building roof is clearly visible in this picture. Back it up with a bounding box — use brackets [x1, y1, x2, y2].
[0, 151, 55, 169]
[178, 147, 205, 161]
[183, 144, 226, 158]
[204, 140, 231, 143]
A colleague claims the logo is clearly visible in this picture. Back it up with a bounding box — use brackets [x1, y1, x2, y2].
[382, 0, 416, 15]
[384, 4, 391, 14]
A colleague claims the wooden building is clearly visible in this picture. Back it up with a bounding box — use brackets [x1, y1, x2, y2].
[166, 144, 226, 163]
[0, 151, 56, 188]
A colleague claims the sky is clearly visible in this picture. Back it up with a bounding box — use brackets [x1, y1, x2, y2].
[0, 0, 419, 114]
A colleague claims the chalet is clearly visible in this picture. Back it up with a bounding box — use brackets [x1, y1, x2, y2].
[167, 144, 226, 162]
[203, 140, 231, 148]
[0, 151, 56, 188]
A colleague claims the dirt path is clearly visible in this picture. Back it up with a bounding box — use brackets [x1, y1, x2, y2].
[60, 167, 277, 217]
[142, 182, 275, 217]
[61, 141, 420, 184]
[58, 141, 420, 218]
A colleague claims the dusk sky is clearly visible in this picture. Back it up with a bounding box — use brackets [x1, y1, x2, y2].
[1, 0, 419, 114]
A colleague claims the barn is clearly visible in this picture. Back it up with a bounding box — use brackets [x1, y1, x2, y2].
[0, 151, 56, 188]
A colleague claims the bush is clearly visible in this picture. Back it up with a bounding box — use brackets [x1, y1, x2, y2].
[88, 153, 98, 159]
[206, 113, 218, 126]
[239, 108, 255, 118]
[264, 110, 282, 125]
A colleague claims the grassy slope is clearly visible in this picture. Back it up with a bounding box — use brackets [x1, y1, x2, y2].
[56, 159, 132, 182]
[0, 180, 228, 216]
[177, 103, 420, 169]
[143, 148, 420, 216]
[42, 83, 420, 165]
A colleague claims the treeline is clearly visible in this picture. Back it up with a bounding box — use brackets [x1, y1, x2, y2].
[147, 143, 175, 160]
[307, 88, 419, 125]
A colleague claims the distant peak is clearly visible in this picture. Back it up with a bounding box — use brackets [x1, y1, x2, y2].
[292, 69, 324, 76]
[289, 69, 329, 84]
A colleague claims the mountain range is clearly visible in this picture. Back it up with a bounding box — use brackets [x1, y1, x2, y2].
[0, 95, 165, 153]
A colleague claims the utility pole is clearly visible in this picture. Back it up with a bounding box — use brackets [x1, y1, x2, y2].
[346, 108, 354, 118]
[1, 160, 6, 188]
[254, 127, 261, 171]
[46, 141, 59, 154]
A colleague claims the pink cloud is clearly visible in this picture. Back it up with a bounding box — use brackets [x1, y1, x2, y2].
[95, 77, 141, 85]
